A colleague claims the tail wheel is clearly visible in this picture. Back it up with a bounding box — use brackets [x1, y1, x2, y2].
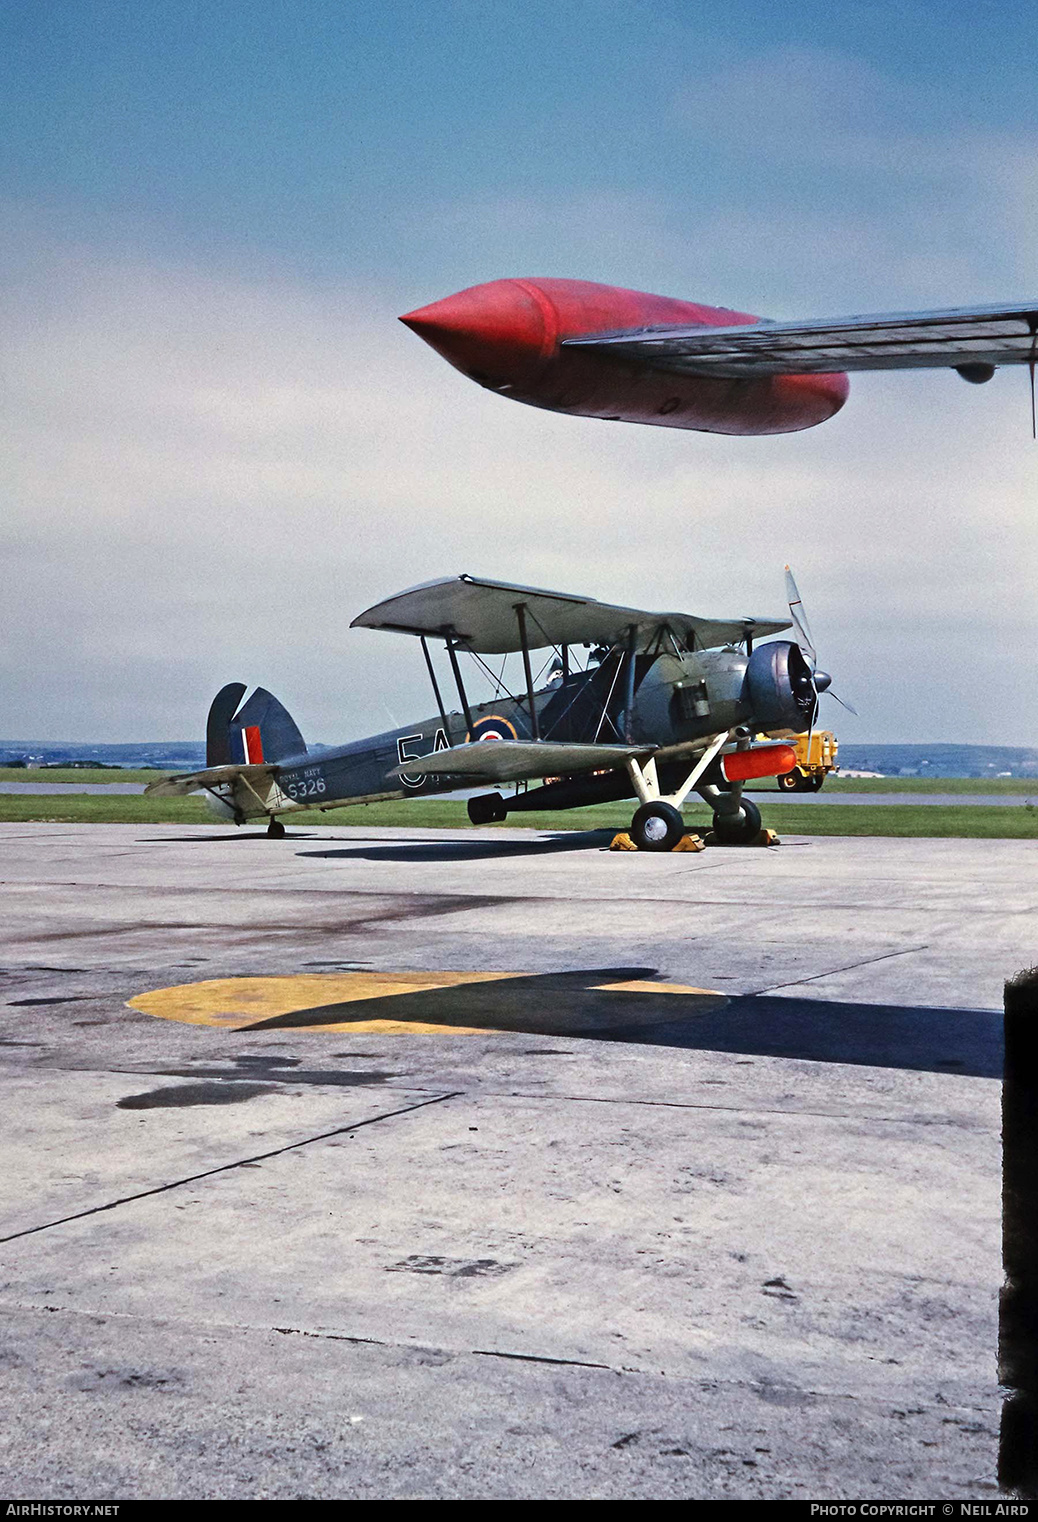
[712, 797, 763, 845]
[630, 800, 686, 852]
[266, 817, 286, 839]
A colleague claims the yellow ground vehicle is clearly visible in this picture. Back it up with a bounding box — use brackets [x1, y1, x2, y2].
[775, 730, 839, 792]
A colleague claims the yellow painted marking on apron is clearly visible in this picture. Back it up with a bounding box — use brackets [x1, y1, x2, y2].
[128, 971, 517, 1033]
[128, 971, 727, 1036]
[590, 980, 724, 998]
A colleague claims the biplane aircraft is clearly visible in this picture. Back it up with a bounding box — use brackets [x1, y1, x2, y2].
[147, 571, 839, 852]
[401, 277, 1038, 436]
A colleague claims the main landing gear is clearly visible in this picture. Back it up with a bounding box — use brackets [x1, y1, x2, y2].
[710, 797, 762, 844]
[627, 796, 763, 850]
[629, 800, 685, 852]
[621, 735, 770, 851]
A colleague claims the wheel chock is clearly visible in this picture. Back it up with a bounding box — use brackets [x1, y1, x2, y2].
[703, 828, 781, 847]
[609, 831, 705, 852]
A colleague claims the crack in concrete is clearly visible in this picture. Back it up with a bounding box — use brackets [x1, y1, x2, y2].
[473, 1347, 612, 1370]
[0, 1090, 460, 1245]
[3, 1058, 991, 1128]
[0, 1299, 999, 1416]
[275, 1325, 388, 1347]
[492, 1088, 991, 1127]
[750, 946, 931, 997]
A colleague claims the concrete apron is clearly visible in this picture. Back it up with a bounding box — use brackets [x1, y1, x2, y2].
[0, 822, 1028, 1499]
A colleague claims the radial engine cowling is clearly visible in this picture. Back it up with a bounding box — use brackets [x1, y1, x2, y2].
[743, 641, 816, 731]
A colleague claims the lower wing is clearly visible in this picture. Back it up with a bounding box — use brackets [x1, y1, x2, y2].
[393, 740, 650, 784]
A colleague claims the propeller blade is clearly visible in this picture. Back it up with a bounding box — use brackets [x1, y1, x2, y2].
[784, 564, 817, 669]
[825, 689, 859, 717]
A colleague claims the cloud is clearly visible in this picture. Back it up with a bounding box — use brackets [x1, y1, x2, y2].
[667, 44, 1038, 306]
[675, 46, 905, 149]
[0, 216, 1035, 746]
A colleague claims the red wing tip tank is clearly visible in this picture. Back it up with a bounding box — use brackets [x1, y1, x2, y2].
[399, 277, 849, 436]
[403, 278, 1038, 436]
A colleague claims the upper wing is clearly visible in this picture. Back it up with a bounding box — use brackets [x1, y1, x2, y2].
[564, 301, 1038, 379]
[393, 739, 648, 784]
[352, 573, 789, 654]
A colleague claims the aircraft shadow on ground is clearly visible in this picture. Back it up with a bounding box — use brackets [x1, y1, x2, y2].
[237, 965, 1001, 1078]
[295, 831, 618, 862]
[626, 992, 1002, 1079]
[137, 832, 323, 843]
[135, 832, 615, 856]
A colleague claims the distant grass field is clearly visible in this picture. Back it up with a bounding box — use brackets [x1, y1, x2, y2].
[1, 789, 1036, 838]
[0, 767, 168, 784]
[0, 767, 168, 779]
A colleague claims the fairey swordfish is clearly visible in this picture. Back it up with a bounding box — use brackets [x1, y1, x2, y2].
[148, 572, 842, 852]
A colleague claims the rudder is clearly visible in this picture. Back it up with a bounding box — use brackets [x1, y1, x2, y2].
[226, 687, 307, 765]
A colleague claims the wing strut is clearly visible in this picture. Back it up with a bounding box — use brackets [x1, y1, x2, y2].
[444, 633, 475, 736]
[623, 624, 638, 744]
[514, 603, 540, 741]
[420, 635, 449, 731]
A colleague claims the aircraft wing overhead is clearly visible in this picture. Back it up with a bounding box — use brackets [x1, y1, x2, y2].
[353, 574, 790, 654]
[392, 739, 648, 784]
[564, 301, 1038, 378]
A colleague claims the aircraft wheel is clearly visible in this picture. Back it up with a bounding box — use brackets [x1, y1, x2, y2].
[712, 798, 762, 844]
[266, 817, 286, 839]
[467, 792, 507, 825]
[776, 770, 800, 792]
[630, 800, 686, 852]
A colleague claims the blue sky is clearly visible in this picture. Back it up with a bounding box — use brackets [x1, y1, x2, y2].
[5, 0, 1034, 299]
[2, 1, 1036, 743]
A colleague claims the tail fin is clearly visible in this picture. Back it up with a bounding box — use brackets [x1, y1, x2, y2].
[206, 684, 248, 766]
[206, 684, 307, 767]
